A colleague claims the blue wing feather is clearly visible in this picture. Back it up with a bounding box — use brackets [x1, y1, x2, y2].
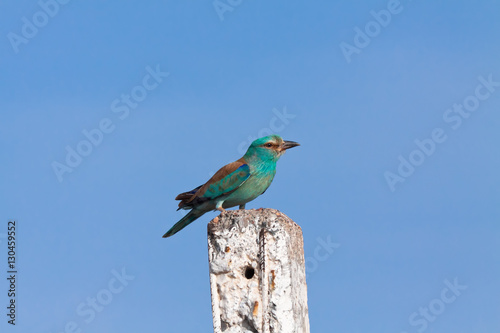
[203, 164, 251, 199]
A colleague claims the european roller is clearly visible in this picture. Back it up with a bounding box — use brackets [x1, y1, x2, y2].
[163, 135, 300, 238]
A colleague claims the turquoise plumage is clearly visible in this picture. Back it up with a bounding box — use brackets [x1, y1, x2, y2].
[163, 135, 300, 238]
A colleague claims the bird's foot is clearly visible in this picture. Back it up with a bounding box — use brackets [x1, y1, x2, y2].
[239, 204, 246, 210]
[216, 207, 226, 213]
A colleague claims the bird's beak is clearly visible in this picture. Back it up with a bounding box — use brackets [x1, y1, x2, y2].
[282, 140, 300, 150]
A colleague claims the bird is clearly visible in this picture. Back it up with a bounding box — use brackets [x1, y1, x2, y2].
[163, 134, 300, 238]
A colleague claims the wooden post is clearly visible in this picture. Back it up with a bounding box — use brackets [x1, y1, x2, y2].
[207, 208, 310, 333]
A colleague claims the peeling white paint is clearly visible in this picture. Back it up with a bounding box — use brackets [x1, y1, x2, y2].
[208, 209, 310, 333]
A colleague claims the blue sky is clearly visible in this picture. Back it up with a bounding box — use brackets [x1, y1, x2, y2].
[1, 0, 499, 332]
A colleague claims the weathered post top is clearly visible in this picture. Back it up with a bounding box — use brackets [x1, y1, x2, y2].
[207, 208, 310, 333]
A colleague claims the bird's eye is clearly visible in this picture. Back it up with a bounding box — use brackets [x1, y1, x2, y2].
[265, 143, 273, 148]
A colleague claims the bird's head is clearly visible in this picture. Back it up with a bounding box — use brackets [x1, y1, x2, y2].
[244, 135, 300, 162]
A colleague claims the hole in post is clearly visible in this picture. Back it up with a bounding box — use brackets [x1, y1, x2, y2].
[245, 266, 255, 279]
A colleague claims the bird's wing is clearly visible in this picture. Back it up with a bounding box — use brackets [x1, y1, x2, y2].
[175, 185, 203, 200]
[198, 161, 251, 200]
[179, 159, 250, 209]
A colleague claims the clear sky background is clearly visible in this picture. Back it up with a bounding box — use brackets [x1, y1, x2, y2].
[1, 1, 499, 332]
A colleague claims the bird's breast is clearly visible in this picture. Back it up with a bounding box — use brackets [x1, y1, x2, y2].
[222, 166, 276, 207]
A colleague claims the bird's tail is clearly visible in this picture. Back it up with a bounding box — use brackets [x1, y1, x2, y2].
[163, 210, 204, 238]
